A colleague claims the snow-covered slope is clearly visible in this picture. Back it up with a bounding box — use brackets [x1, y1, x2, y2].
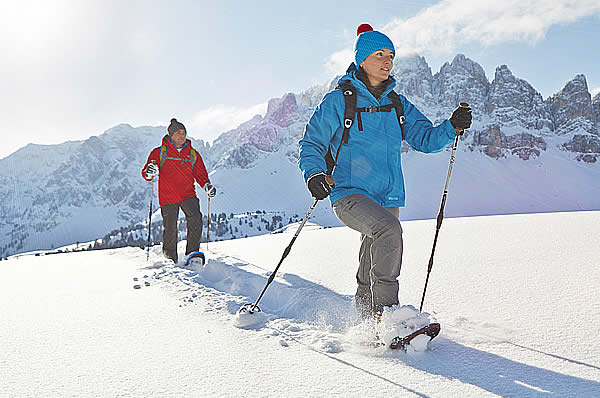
[2, 54, 600, 256]
[2, 211, 599, 396]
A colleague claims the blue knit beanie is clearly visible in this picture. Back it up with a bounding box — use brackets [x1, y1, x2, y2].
[353, 24, 395, 67]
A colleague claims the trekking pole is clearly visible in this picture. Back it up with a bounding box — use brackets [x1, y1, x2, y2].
[239, 197, 321, 314]
[419, 103, 469, 312]
[206, 196, 211, 251]
[146, 161, 156, 262]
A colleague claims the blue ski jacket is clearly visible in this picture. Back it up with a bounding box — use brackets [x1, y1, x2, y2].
[298, 64, 456, 207]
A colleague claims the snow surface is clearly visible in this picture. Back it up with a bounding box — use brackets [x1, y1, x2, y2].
[2, 211, 599, 397]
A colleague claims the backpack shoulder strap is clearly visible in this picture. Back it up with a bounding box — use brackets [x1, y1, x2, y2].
[336, 81, 357, 145]
[325, 81, 357, 175]
[190, 148, 197, 167]
[387, 90, 406, 140]
[159, 144, 167, 168]
[160, 143, 197, 169]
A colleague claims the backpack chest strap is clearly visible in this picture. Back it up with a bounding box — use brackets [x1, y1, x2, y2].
[159, 145, 197, 168]
[326, 82, 406, 174]
[164, 156, 193, 163]
[356, 104, 394, 113]
[356, 104, 395, 131]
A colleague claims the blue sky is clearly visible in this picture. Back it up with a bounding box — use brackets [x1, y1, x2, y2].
[1, 0, 599, 159]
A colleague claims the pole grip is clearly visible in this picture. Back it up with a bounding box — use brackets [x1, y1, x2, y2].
[324, 175, 335, 186]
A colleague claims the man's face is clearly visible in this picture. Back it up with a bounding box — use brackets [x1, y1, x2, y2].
[171, 129, 186, 148]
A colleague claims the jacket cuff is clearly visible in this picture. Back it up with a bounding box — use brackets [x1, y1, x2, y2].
[443, 119, 458, 139]
[306, 171, 326, 186]
[305, 169, 325, 183]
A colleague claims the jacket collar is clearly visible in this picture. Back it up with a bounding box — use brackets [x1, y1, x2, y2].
[161, 134, 189, 151]
[337, 63, 397, 102]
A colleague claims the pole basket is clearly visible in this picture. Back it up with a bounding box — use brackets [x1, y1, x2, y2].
[238, 303, 261, 315]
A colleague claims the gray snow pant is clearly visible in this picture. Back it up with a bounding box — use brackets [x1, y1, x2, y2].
[333, 194, 402, 317]
[160, 196, 203, 262]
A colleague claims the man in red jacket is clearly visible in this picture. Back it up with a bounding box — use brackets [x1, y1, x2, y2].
[142, 118, 216, 264]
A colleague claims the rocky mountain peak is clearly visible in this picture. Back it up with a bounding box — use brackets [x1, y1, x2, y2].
[448, 54, 488, 79]
[593, 92, 600, 129]
[566, 74, 589, 91]
[433, 54, 489, 116]
[392, 55, 435, 109]
[547, 74, 595, 134]
[266, 93, 298, 127]
[486, 64, 551, 131]
[494, 64, 513, 81]
[208, 93, 302, 170]
[550, 74, 591, 105]
[394, 54, 432, 74]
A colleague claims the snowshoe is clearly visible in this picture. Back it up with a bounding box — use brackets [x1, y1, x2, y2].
[364, 322, 441, 351]
[389, 322, 440, 350]
[184, 251, 206, 267]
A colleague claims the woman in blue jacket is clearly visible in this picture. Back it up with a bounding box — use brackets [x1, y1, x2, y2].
[298, 24, 472, 319]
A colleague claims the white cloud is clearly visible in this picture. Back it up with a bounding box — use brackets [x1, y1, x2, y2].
[328, 0, 600, 64]
[189, 103, 268, 143]
[325, 49, 354, 78]
[591, 87, 600, 97]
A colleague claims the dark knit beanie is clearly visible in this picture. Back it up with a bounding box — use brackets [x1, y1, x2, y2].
[167, 118, 186, 137]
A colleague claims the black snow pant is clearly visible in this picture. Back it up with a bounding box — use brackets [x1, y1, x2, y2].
[160, 196, 203, 263]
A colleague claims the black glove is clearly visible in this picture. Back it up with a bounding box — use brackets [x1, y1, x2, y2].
[450, 104, 472, 132]
[307, 172, 331, 200]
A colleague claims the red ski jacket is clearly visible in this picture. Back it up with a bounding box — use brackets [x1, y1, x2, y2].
[142, 135, 210, 205]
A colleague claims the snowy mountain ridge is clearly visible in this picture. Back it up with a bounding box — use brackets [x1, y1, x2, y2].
[2, 54, 600, 256]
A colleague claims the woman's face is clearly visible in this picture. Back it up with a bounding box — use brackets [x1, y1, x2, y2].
[360, 48, 394, 86]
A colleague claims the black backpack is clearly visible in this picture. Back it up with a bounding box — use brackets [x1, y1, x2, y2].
[324, 80, 406, 175]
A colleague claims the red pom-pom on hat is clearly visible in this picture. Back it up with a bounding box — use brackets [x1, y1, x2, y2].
[356, 23, 373, 36]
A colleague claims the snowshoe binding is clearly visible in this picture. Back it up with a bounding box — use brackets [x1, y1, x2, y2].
[389, 322, 440, 350]
[184, 251, 206, 267]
